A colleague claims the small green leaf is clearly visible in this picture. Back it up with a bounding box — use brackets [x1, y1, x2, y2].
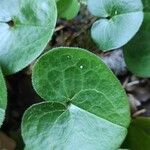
[0, 68, 7, 127]
[124, 13, 150, 77]
[0, 0, 57, 74]
[22, 47, 130, 149]
[123, 117, 150, 150]
[88, 0, 144, 51]
[57, 0, 80, 20]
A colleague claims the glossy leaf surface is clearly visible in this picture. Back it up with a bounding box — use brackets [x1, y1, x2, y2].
[22, 47, 130, 149]
[0, 0, 57, 74]
[88, 0, 143, 51]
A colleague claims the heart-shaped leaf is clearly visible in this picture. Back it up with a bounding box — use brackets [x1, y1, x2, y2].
[22, 47, 130, 149]
[88, 0, 144, 51]
[0, 0, 57, 74]
[124, 5, 150, 77]
[57, 0, 80, 20]
[123, 117, 150, 150]
[0, 68, 7, 127]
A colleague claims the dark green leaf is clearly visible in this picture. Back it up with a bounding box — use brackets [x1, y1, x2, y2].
[124, 13, 150, 77]
[123, 117, 150, 150]
[22, 47, 130, 149]
[0, 68, 7, 127]
[88, 0, 143, 51]
[0, 0, 57, 74]
[142, 0, 150, 12]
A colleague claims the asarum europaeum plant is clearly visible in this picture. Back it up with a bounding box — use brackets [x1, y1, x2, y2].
[87, 0, 150, 77]
[0, 0, 149, 149]
[87, 0, 144, 51]
[21, 47, 130, 150]
[0, 68, 7, 127]
[0, 0, 57, 75]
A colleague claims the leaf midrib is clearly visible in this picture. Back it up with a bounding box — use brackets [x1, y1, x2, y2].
[99, 10, 143, 20]
[70, 89, 124, 127]
[39, 103, 127, 140]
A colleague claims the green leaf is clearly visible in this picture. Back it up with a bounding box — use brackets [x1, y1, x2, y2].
[142, 0, 150, 12]
[0, 68, 7, 127]
[123, 117, 150, 150]
[88, 0, 144, 51]
[0, 0, 57, 75]
[22, 47, 130, 149]
[57, 0, 80, 20]
[124, 13, 150, 77]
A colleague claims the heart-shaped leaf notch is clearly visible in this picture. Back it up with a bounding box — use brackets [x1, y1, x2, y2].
[0, 0, 57, 75]
[22, 47, 130, 150]
[88, 0, 144, 51]
[0, 68, 7, 127]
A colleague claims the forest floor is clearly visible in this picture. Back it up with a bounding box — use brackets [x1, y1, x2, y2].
[1, 5, 150, 150]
